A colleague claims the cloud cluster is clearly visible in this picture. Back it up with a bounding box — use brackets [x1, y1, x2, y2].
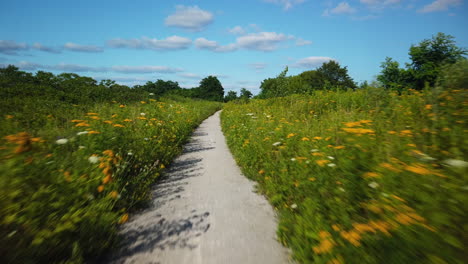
[63, 42, 103, 53]
[165, 5, 214, 31]
[1, 61, 183, 74]
[263, 0, 306, 10]
[196, 31, 309, 52]
[0, 40, 104, 55]
[291, 56, 335, 68]
[107, 36, 192, 51]
[0, 40, 28, 55]
[418, 0, 462, 13]
[323, 2, 357, 16]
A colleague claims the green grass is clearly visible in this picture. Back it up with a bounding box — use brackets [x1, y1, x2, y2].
[0, 96, 221, 263]
[221, 87, 467, 264]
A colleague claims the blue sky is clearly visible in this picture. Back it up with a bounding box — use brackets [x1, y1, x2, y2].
[1, 0, 466, 94]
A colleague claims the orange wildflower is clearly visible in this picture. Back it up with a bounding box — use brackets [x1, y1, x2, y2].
[97, 185, 105, 192]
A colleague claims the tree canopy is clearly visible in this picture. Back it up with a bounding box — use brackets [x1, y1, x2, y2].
[378, 32, 467, 90]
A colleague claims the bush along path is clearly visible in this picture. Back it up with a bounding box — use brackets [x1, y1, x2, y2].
[108, 111, 290, 264]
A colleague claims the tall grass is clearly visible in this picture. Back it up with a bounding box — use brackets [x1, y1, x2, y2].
[221, 85, 467, 263]
[0, 96, 221, 263]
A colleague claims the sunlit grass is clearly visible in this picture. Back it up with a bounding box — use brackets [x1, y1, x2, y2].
[221, 87, 467, 264]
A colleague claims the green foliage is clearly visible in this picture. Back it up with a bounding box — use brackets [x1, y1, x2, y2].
[221, 67, 467, 263]
[258, 62, 357, 99]
[224, 90, 238, 102]
[378, 32, 467, 90]
[0, 68, 222, 263]
[315, 60, 357, 90]
[135, 79, 181, 96]
[197, 75, 225, 101]
[239, 88, 253, 99]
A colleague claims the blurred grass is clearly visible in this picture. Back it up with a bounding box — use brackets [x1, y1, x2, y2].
[0, 95, 221, 263]
[221, 79, 467, 263]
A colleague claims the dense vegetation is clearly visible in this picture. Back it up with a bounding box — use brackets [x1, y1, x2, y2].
[0, 67, 222, 263]
[222, 62, 467, 263]
[221, 33, 467, 264]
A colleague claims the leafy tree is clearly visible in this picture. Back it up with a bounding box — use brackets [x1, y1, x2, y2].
[224, 90, 238, 102]
[377, 57, 409, 90]
[258, 67, 289, 98]
[139, 79, 180, 96]
[407, 32, 467, 89]
[316, 60, 357, 90]
[377, 32, 466, 90]
[239, 88, 253, 99]
[198, 76, 224, 101]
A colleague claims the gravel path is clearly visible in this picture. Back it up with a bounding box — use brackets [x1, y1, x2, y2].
[108, 111, 290, 264]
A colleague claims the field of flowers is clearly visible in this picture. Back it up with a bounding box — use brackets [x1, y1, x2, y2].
[221, 85, 467, 263]
[0, 96, 221, 263]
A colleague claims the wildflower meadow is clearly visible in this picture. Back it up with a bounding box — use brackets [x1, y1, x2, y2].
[0, 95, 221, 263]
[221, 77, 467, 263]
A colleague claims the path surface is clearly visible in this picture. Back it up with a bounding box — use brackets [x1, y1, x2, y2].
[109, 111, 290, 264]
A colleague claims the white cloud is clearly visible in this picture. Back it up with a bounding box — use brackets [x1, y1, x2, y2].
[194, 38, 238, 52]
[196, 31, 306, 53]
[53, 63, 106, 72]
[359, 0, 402, 11]
[4, 61, 182, 74]
[178, 73, 201, 79]
[228, 26, 246, 35]
[249, 63, 267, 69]
[418, 0, 462, 13]
[237, 32, 289, 51]
[32, 43, 61, 53]
[263, 0, 306, 10]
[296, 38, 312, 46]
[0, 40, 28, 55]
[291, 56, 335, 68]
[107, 36, 192, 51]
[63, 42, 103, 53]
[329, 2, 357, 15]
[112, 65, 183, 74]
[165, 5, 214, 31]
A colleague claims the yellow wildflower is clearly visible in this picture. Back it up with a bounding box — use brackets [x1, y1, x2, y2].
[86, 113, 98, 116]
[118, 213, 129, 224]
[287, 133, 296, 138]
[75, 122, 90, 127]
[342, 128, 375, 134]
[316, 160, 331, 167]
[301, 137, 310, 141]
[363, 172, 381, 178]
[5, 115, 14, 119]
[313, 136, 323, 140]
[97, 185, 105, 192]
[113, 124, 125, 128]
[109, 191, 118, 199]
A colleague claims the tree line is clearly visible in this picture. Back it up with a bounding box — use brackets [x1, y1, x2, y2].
[257, 32, 466, 99]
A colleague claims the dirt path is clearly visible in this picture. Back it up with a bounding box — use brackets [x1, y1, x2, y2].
[108, 111, 290, 264]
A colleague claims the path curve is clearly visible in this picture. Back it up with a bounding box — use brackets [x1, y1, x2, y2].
[109, 111, 290, 264]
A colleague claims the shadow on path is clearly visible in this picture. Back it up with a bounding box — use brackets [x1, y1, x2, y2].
[107, 130, 214, 263]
